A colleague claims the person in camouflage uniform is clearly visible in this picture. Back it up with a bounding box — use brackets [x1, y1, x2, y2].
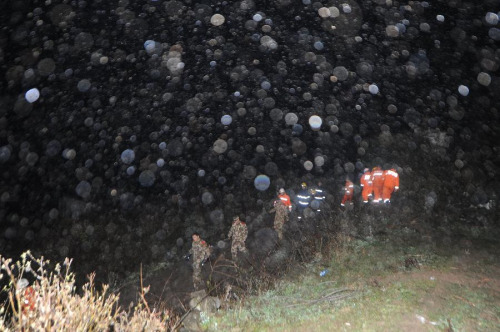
[270, 199, 288, 240]
[189, 233, 211, 289]
[227, 216, 248, 260]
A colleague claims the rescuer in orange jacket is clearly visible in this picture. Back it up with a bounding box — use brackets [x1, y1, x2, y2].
[341, 178, 354, 206]
[370, 166, 385, 203]
[360, 168, 373, 203]
[382, 168, 400, 203]
[278, 188, 292, 212]
[17, 278, 36, 314]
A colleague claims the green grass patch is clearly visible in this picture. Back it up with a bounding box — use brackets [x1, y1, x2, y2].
[205, 236, 500, 331]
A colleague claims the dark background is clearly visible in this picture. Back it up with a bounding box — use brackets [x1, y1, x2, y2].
[0, 0, 499, 285]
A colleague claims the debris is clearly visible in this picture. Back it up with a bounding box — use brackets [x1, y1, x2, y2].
[404, 257, 420, 270]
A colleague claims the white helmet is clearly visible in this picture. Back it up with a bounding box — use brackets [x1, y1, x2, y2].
[279, 188, 285, 193]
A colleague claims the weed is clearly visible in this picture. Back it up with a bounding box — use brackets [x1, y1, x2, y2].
[209, 232, 500, 331]
[0, 251, 176, 331]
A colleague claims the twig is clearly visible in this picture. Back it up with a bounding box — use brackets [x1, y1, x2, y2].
[296, 248, 306, 262]
[282, 289, 356, 308]
[319, 280, 337, 285]
[453, 295, 476, 307]
[139, 264, 152, 314]
[284, 293, 354, 308]
[211, 271, 240, 279]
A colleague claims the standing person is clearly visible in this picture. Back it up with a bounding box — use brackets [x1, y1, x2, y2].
[227, 216, 248, 260]
[278, 188, 292, 212]
[382, 168, 400, 203]
[189, 233, 211, 289]
[270, 199, 288, 240]
[341, 177, 354, 207]
[370, 166, 385, 203]
[310, 181, 326, 212]
[296, 182, 312, 219]
[360, 168, 373, 204]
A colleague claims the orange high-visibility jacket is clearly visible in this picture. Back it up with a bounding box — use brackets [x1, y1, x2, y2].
[22, 286, 36, 312]
[383, 169, 399, 189]
[278, 193, 292, 208]
[360, 171, 372, 188]
[344, 180, 354, 195]
[371, 168, 385, 187]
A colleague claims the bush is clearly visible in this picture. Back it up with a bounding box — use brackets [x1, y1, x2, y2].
[0, 251, 176, 331]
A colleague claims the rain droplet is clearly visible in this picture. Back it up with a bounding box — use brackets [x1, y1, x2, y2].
[254, 174, 270, 191]
[77, 79, 91, 92]
[292, 124, 303, 136]
[253, 13, 263, 22]
[458, 85, 469, 96]
[332, 66, 349, 81]
[488, 28, 500, 41]
[221, 114, 232, 125]
[243, 165, 257, 179]
[26, 152, 38, 166]
[344, 162, 355, 173]
[369, 84, 379, 95]
[477, 72, 491, 86]
[314, 155, 325, 166]
[210, 209, 224, 223]
[386, 25, 399, 37]
[0, 146, 11, 163]
[202, 191, 214, 205]
[213, 138, 228, 154]
[269, 108, 283, 121]
[25, 88, 40, 103]
[62, 149, 76, 160]
[285, 112, 299, 125]
[485, 12, 499, 25]
[260, 81, 271, 90]
[126, 166, 136, 176]
[309, 115, 323, 130]
[120, 149, 135, 164]
[210, 14, 225, 26]
[329, 6, 340, 17]
[138, 170, 155, 187]
[318, 7, 331, 18]
[313, 41, 324, 50]
[75, 181, 91, 199]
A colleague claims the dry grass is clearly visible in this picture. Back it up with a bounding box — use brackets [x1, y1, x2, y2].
[0, 251, 177, 331]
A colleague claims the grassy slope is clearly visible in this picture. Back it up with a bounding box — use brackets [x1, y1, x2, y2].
[204, 233, 500, 331]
